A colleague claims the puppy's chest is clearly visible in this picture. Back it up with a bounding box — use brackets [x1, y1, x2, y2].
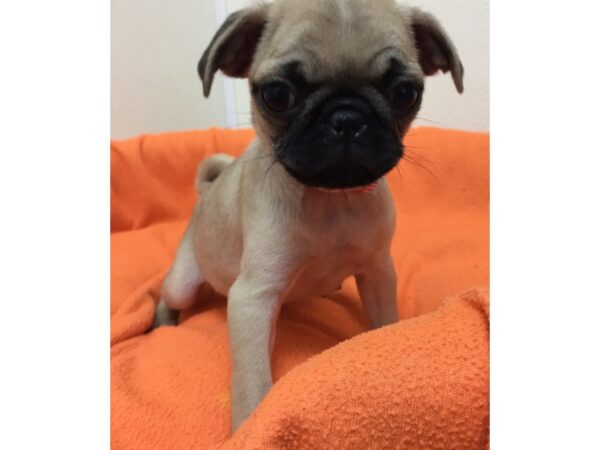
[285, 193, 394, 299]
[295, 203, 390, 271]
[301, 201, 390, 251]
[302, 225, 377, 277]
[287, 247, 371, 301]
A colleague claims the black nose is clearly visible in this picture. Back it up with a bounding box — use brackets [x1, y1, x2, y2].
[330, 108, 366, 138]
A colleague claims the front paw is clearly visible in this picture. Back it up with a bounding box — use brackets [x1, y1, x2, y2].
[230, 379, 272, 432]
[369, 313, 399, 330]
[231, 409, 245, 433]
[230, 390, 254, 432]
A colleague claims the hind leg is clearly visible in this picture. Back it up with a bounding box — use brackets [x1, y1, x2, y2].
[152, 220, 204, 328]
[152, 299, 179, 328]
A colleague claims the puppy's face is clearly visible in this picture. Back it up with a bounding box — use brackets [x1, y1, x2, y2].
[199, 0, 463, 189]
[251, 56, 420, 190]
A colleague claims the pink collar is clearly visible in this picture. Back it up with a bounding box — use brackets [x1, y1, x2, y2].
[308, 181, 378, 194]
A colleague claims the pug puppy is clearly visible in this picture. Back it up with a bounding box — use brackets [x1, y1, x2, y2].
[153, 0, 463, 432]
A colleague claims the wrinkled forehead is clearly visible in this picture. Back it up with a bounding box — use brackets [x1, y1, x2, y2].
[251, 0, 422, 84]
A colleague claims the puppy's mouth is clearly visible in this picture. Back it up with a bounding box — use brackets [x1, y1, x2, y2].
[282, 158, 390, 190]
[272, 94, 405, 190]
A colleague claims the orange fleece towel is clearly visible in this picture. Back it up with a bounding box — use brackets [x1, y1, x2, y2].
[111, 127, 489, 449]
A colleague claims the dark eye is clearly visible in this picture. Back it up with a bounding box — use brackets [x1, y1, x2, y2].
[261, 82, 296, 112]
[390, 82, 420, 111]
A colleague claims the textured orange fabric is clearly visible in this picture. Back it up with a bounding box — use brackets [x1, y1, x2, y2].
[111, 127, 489, 449]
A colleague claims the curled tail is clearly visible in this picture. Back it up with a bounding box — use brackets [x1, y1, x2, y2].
[195, 153, 234, 194]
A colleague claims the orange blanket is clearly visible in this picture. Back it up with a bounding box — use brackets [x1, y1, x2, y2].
[111, 127, 489, 449]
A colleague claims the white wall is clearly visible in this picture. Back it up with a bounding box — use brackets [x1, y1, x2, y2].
[406, 0, 489, 132]
[111, 0, 488, 139]
[111, 0, 227, 139]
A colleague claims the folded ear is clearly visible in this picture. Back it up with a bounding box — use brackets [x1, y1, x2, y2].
[198, 4, 270, 97]
[409, 8, 464, 93]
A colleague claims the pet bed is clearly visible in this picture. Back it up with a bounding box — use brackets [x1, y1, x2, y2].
[111, 127, 489, 449]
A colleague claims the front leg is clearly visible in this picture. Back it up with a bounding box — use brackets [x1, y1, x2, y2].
[356, 252, 399, 329]
[227, 274, 287, 431]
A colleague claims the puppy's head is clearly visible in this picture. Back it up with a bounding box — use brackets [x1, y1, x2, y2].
[198, 0, 463, 189]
